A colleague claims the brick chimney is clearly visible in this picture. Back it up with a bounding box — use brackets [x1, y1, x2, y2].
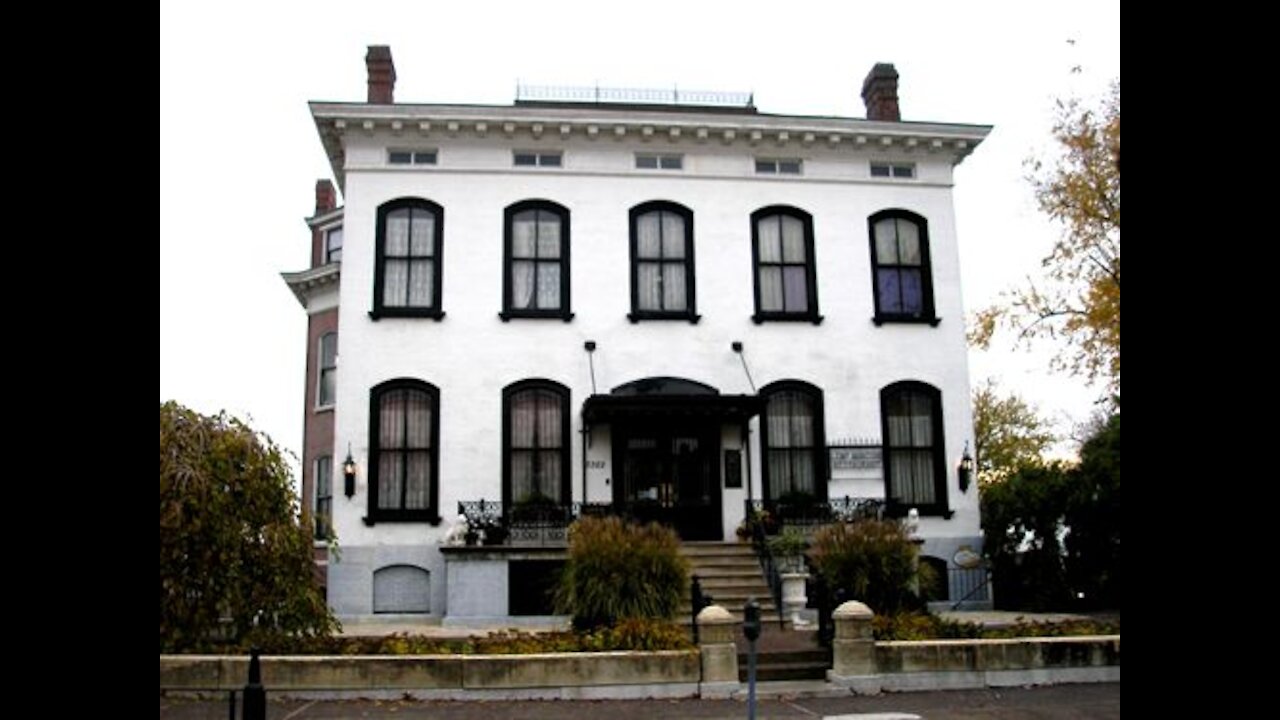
[315, 179, 336, 214]
[366, 45, 396, 104]
[861, 63, 900, 121]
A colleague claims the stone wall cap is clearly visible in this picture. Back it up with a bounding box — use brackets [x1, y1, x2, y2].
[696, 605, 737, 624]
[832, 600, 874, 619]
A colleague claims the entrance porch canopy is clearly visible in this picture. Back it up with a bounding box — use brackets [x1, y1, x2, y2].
[581, 377, 762, 423]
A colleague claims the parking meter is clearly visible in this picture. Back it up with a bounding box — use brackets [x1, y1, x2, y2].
[743, 599, 761, 642]
[744, 599, 761, 719]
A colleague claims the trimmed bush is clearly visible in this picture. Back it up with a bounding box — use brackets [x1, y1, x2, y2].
[808, 519, 929, 615]
[554, 516, 689, 630]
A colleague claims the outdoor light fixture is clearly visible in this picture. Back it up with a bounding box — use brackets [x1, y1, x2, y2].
[958, 441, 974, 493]
[343, 446, 357, 498]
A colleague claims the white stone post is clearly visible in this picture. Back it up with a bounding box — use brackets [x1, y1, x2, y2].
[696, 604, 740, 699]
[826, 600, 882, 694]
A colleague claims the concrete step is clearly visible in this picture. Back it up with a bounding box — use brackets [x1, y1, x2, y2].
[738, 660, 830, 682]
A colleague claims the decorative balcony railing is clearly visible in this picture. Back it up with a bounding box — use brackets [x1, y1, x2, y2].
[744, 496, 886, 533]
[456, 500, 615, 546]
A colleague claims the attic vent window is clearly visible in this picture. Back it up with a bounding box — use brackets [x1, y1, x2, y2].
[389, 150, 438, 165]
[755, 158, 802, 175]
[636, 153, 683, 170]
[514, 151, 562, 167]
[870, 162, 915, 179]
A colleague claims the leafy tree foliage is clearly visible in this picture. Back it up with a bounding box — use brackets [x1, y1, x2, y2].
[972, 378, 1056, 485]
[980, 404, 1119, 611]
[971, 81, 1120, 391]
[1064, 409, 1120, 608]
[160, 401, 337, 652]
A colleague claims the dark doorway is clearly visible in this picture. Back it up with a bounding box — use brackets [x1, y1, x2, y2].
[613, 422, 722, 540]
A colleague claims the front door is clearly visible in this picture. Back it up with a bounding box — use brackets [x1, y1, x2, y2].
[613, 422, 722, 540]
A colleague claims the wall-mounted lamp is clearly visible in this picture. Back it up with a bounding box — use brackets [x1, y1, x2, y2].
[343, 445, 357, 498]
[958, 441, 974, 494]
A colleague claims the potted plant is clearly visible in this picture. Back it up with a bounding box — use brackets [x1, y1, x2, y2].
[767, 527, 809, 573]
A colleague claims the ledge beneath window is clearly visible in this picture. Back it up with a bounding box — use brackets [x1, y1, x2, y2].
[884, 503, 954, 520]
[752, 313, 824, 325]
[362, 513, 443, 527]
[368, 309, 446, 321]
[873, 315, 940, 327]
[498, 311, 575, 322]
[627, 312, 701, 324]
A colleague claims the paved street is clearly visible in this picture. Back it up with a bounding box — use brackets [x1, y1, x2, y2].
[160, 682, 1119, 719]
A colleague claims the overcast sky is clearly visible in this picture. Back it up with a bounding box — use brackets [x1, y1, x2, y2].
[160, 0, 1120, 473]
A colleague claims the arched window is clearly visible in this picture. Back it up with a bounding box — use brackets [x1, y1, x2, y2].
[760, 380, 826, 501]
[503, 380, 571, 505]
[372, 198, 444, 319]
[751, 206, 821, 323]
[868, 209, 937, 325]
[880, 381, 948, 515]
[367, 379, 440, 523]
[629, 201, 698, 322]
[502, 200, 571, 320]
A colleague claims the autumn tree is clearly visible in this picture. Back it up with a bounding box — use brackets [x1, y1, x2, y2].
[160, 401, 337, 652]
[972, 378, 1056, 485]
[971, 81, 1120, 391]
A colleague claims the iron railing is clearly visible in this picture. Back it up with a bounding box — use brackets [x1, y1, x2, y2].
[456, 500, 615, 545]
[744, 499, 786, 628]
[744, 496, 886, 532]
[516, 83, 754, 108]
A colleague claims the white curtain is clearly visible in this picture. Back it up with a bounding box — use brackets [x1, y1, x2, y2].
[383, 208, 435, 307]
[512, 212, 536, 308]
[377, 388, 433, 510]
[886, 390, 935, 504]
[510, 389, 563, 502]
[766, 391, 816, 498]
[636, 212, 662, 310]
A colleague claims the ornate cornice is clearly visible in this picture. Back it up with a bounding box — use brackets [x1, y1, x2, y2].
[310, 102, 992, 191]
[280, 263, 340, 310]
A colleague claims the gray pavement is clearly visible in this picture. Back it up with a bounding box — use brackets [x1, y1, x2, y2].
[160, 682, 1119, 719]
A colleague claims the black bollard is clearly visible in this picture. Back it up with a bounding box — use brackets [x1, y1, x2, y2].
[242, 647, 266, 720]
[743, 599, 761, 720]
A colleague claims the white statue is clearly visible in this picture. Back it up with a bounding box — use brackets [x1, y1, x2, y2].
[442, 515, 470, 546]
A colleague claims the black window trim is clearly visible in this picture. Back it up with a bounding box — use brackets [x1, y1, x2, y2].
[370, 197, 446, 321]
[500, 199, 574, 321]
[868, 208, 939, 326]
[879, 380, 952, 518]
[501, 379, 573, 508]
[627, 200, 700, 323]
[758, 379, 828, 503]
[365, 378, 442, 525]
[323, 224, 343, 264]
[316, 331, 337, 410]
[750, 205, 823, 324]
[314, 454, 333, 541]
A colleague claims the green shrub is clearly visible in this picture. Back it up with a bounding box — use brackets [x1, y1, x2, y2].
[808, 519, 927, 615]
[554, 516, 689, 630]
[160, 401, 338, 653]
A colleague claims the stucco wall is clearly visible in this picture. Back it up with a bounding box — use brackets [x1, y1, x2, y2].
[324, 130, 981, 619]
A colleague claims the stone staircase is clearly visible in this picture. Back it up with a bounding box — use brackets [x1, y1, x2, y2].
[678, 541, 779, 623]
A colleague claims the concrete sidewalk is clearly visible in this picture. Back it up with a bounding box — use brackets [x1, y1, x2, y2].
[160, 682, 1120, 719]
